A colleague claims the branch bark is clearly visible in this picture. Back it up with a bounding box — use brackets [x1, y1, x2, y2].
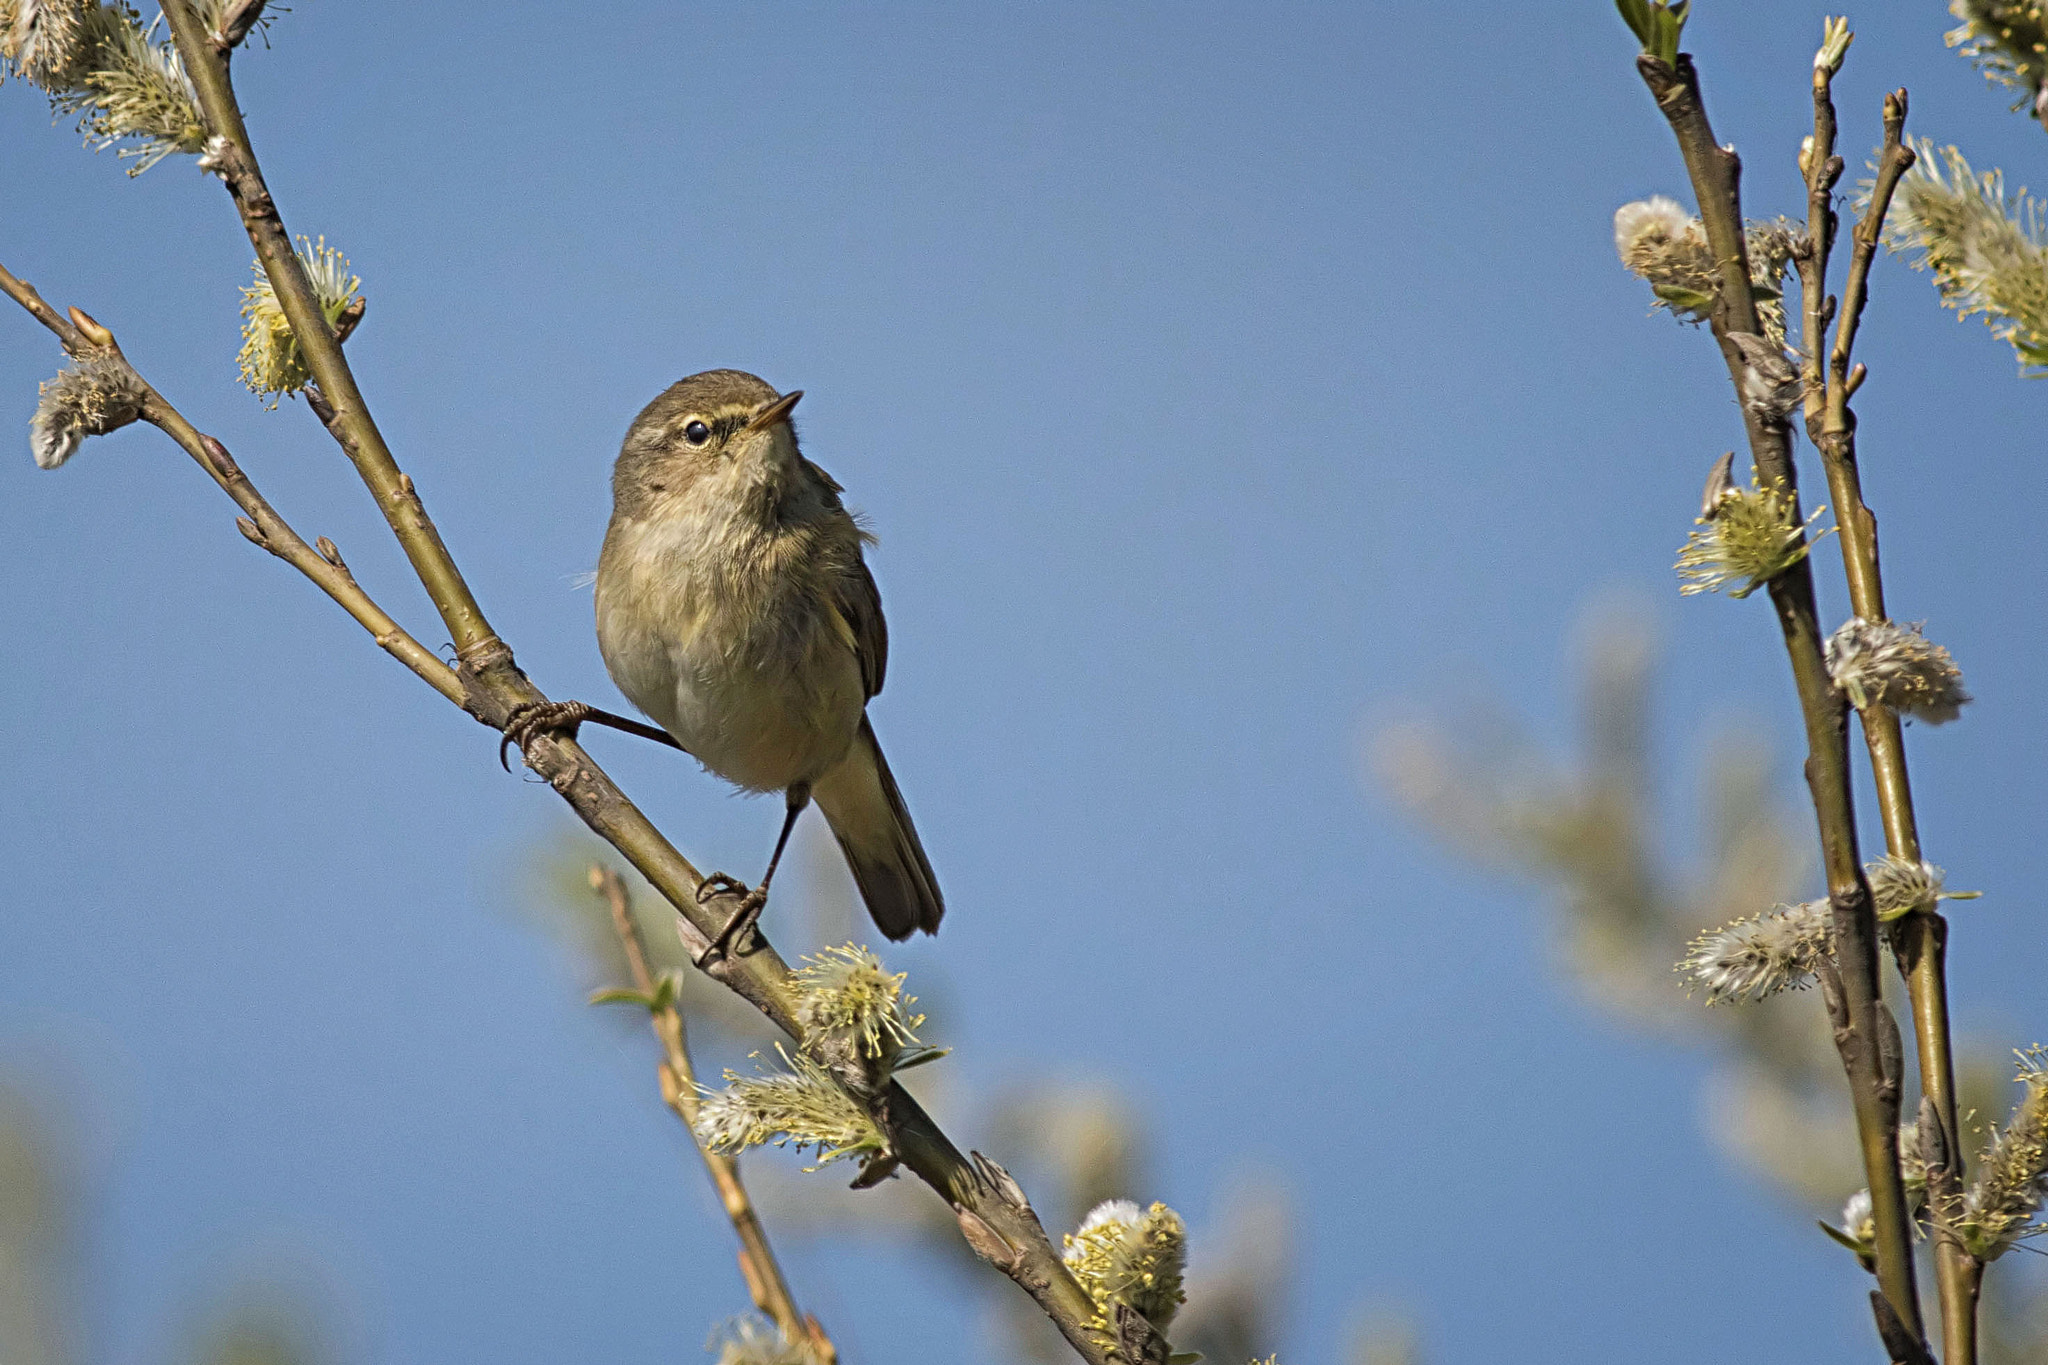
[1800, 81, 1980, 1365]
[1634, 50, 1923, 1348]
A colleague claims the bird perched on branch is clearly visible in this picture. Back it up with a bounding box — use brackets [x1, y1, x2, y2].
[505, 370, 942, 961]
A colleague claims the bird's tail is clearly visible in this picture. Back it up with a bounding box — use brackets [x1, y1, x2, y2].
[813, 717, 944, 940]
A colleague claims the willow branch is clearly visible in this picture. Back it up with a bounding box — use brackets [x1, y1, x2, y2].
[8, 11, 1117, 1360]
[163, 0, 494, 655]
[589, 869, 830, 1361]
[0, 263, 462, 706]
[1801, 83, 1980, 1365]
[1634, 50, 1922, 1348]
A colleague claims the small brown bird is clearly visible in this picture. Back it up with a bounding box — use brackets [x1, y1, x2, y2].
[526, 370, 943, 959]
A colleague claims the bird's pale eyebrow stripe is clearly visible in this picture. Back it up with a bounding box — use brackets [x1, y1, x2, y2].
[678, 406, 753, 442]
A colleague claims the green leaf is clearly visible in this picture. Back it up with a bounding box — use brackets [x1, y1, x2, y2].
[1615, 0, 1654, 47]
[1658, 2, 1691, 64]
[1618, 0, 1688, 64]
[588, 986, 656, 1009]
[649, 973, 678, 1011]
[1652, 283, 1716, 311]
[893, 1046, 952, 1072]
[1818, 1219, 1869, 1255]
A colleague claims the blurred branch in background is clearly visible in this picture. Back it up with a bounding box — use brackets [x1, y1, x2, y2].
[0, 1087, 333, 1365]
[1372, 598, 2045, 1361]
[0, 1089, 74, 1365]
[182, 1297, 330, 1365]
[584, 865, 832, 1365]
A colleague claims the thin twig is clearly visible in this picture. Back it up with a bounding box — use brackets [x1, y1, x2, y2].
[590, 867, 832, 1362]
[1634, 49, 1922, 1347]
[1801, 82, 1980, 1365]
[1830, 93, 1914, 400]
[0, 262, 463, 706]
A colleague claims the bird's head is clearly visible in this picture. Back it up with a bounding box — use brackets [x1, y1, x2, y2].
[612, 369, 804, 516]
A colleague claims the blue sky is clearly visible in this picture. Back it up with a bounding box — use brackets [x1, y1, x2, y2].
[3, 3, 2045, 1362]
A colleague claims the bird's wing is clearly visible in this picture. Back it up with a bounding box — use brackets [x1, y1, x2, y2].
[806, 458, 887, 699]
[835, 554, 888, 700]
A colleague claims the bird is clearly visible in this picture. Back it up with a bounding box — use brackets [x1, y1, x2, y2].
[506, 370, 942, 961]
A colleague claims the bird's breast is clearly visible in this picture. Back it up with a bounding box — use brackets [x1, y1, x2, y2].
[595, 504, 864, 792]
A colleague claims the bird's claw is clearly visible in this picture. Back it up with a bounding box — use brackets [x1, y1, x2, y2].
[695, 873, 750, 905]
[694, 877, 769, 966]
[498, 700, 594, 771]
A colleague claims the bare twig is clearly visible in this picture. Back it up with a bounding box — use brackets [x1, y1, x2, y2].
[1634, 49, 1922, 1347]
[589, 867, 831, 1362]
[0, 263, 463, 707]
[1801, 81, 1980, 1365]
[1831, 93, 1915, 397]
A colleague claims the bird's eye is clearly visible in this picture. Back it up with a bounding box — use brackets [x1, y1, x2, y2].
[683, 420, 711, 446]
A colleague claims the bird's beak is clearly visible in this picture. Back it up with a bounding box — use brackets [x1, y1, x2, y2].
[743, 389, 803, 435]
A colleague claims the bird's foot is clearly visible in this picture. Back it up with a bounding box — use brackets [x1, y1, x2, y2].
[498, 699, 595, 771]
[694, 876, 769, 966]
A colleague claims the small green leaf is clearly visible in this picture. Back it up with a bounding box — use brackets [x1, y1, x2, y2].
[1615, 0, 1654, 47]
[893, 1046, 952, 1072]
[649, 973, 679, 1011]
[1817, 1219, 1871, 1257]
[1750, 284, 1782, 301]
[588, 986, 656, 1009]
[1657, 2, 1691, 64]
[1618, 0, 1689, 64]
[1652, 283, 1717, 311]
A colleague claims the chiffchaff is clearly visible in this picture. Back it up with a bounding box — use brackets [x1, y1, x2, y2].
[580, 370, 943, 958]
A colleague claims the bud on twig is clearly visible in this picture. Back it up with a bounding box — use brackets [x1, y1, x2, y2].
[1814, 16, 1853, 77]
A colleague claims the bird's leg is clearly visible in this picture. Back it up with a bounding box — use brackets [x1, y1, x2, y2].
[696, 783, 811, 965]
[498, 700, 686, 771]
